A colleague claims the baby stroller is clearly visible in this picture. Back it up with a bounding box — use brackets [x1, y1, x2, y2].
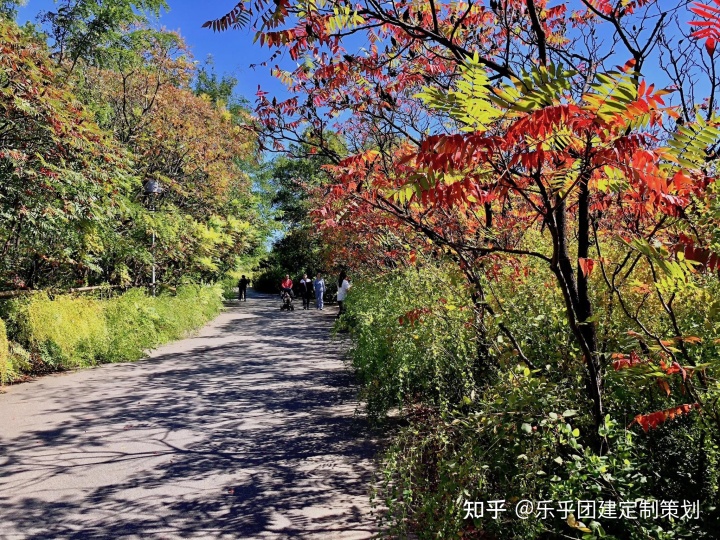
[280, 289, 294, 311]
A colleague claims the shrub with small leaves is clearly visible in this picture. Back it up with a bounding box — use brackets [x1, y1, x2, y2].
[0, 317, 8, 384]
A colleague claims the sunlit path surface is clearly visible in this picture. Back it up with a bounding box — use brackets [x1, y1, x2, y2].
[0, 291, 378, 539]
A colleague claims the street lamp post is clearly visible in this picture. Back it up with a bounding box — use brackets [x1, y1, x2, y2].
[143, 179, 163, 296]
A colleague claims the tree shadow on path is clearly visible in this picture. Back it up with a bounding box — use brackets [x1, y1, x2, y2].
[0, 290, 379, 539]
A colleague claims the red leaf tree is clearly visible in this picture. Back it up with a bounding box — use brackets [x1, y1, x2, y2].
[207, 0, 720, 438]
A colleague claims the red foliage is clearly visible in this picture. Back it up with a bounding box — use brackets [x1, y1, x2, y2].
[631, 403, 701, 432]
[690, 0, 720, 54]
[660, 360, 691, 382]
[399, 307, 432, 327]
[672, 234, 720, 272]
[578, 258, 595, 278]
[611, 351, 646, 371]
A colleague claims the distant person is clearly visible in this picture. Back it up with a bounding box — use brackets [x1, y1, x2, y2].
[238, 275, 249, 302]
[299, 273, 313, 310]
[281, 274, 293, 296]
[336, 270, 351, 317]
[314, 272, 326, 310]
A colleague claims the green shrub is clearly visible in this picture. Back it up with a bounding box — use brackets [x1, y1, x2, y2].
[375, 364, 582, 539]
[13, 292, 108, 368]
[323, 278, 338, 303]
[8, 342, 32, 379]
[103, 288, 162, 362]
[0, 318, 8, 384]
[151, 284, 224, 341]
[376, 366, 719, 539]
[104, 284, 223, 363]
[342, 265, 479, 419]
[352, 262, 720, 539]
[221, 277, 238, 300]
[2, 284, 223, 378]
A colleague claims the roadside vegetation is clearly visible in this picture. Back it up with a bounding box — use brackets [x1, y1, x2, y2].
[342, 263, 720, 539]
[207, 0, 720, 536]
[0, 3, 271, 382]
[0, 285, 223, 383]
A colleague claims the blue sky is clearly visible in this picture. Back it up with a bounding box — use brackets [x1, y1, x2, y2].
[18, 0, 291, 104]
[16, 1, 701, 120]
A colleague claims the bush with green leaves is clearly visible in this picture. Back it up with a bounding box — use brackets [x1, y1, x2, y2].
[341, 265, 481, 419]
[0, 284, 223, 380]
[376, 366, 719, 539]
[219, 275, 243, 300]
[12, 292, 109, 369]
[375, 365, 584, 540]
[0, 317, 8, 384]
[102, 284, 223, 362]
[344, 263, 720, 539]
[253, 267, 287, 294]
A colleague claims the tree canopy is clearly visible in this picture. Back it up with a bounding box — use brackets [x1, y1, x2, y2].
[0, 9, 267, 290]
[205, 0, 720, 536]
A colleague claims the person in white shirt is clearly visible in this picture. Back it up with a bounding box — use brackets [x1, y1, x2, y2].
[336, 270, 351, 318]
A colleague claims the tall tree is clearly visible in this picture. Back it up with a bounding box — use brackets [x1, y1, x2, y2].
[0, 19, 131, 288]
[0, 0, 25, 20]
[206, 0, 720, 438]
[0, 15, 265, 290]
[255, 137, 344, 282]
[40, 0, 167, 70]
[79, 28, 261, 285]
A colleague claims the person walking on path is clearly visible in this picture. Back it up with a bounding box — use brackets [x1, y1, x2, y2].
[314, 273, 326, 310]
[336, 271, 351, 318]
[238, 275, 250, 302]
[299, 273, 313, 310]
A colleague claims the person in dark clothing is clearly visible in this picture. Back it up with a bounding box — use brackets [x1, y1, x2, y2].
[238, 275, 249, 301]
[299, 273, 313, 310]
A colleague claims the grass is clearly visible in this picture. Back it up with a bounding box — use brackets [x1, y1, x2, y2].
[0, 284, 224, 383]
[0, 318, 8, 385]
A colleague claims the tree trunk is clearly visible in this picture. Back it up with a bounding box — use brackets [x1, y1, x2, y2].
[549, 190, 605, 445]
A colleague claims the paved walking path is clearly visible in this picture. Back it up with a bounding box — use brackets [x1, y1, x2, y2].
[0, 291, 378, 539]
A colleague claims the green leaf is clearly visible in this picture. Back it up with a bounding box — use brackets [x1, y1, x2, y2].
[415, 54, 501, 131]
[490, 63, 576, 113]
[582, 68, 637, 122]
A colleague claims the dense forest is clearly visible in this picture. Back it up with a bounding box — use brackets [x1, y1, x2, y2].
[1, 0, 268, 292]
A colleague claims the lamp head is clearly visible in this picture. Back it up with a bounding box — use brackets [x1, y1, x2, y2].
[143, 179, 163, 197]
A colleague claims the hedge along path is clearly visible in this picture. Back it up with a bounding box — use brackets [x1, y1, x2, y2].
[0, 290, 378, 539]
[0, 318, 8, 385]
